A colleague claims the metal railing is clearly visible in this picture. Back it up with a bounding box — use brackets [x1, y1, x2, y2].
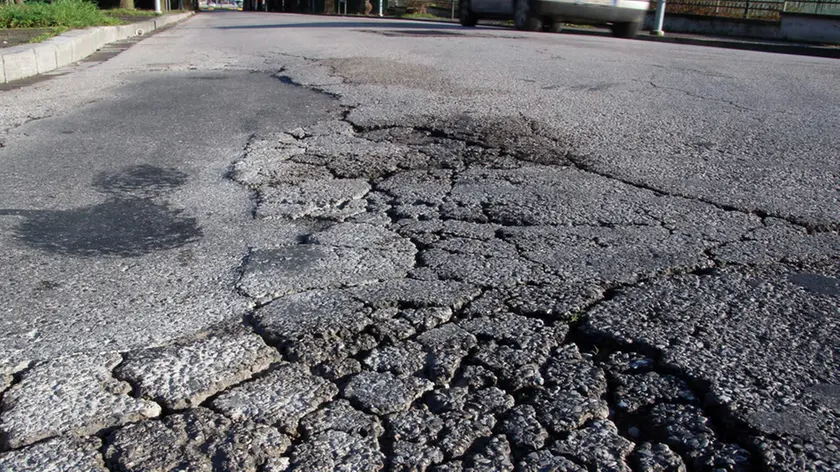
[255, 0, 839, 20]
[652, 0, 840, 19]
[397, 0, 840, 20]
[783, 0, 840, 14]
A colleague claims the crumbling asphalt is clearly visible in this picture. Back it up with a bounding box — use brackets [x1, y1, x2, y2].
[0, 11, 838, 472]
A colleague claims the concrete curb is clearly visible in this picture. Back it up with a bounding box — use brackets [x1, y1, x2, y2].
[0, 11, 194, 84]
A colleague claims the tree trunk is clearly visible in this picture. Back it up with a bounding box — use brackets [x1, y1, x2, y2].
[120, 0, 135, 9]
[14, 0, 25, 5]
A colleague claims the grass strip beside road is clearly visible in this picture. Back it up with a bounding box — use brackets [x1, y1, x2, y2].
[0, 2, 175, 46]
[26, 25, 69, 42]
[0, 0, 123, 28]
[102, 7, 161, 18]
[400, 12, 443, 19]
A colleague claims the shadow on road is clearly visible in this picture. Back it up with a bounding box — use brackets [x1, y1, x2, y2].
[1, 165, 203, 257]
[215, 20, 493, 30]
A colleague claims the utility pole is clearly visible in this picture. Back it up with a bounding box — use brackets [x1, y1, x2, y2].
[651, 0, 665, 36]
[379, 0, 383, 16]
[155, 0, 163, 14]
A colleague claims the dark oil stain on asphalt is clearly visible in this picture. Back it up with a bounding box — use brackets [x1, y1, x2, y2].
[94, 164, 189, 198]
[5, 165, 202, 257]
[788, 273, 840, 298]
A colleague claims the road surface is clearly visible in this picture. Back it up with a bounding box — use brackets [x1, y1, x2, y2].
[0, 11, 838, 471]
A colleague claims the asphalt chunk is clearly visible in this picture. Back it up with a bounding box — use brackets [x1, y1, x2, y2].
[343, 371, 434, 415]
[630, 442, 687, 472]
[252, 289, 373, 366]
[0, 353, 160, 449]
[104, 407, 290, 472]
[114, 327, 279, 410]
[210, 363, 338, 435]
[0, 436, 106, 472]
[288, 429, 384, 471]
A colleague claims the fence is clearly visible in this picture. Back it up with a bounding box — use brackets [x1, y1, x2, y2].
[653, 0, 840, 20]
[784, 0, 840, 14]
[390, 0, 840, 20]
[251, 0, 838, 21]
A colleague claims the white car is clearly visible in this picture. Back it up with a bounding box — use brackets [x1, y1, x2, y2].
[460, 0, 650, 38]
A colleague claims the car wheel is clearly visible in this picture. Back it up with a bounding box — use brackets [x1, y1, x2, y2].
[546, 21, 563, 33]
[514, 0, 543, 31]
[611, 21, 641, 38]
[460, 0, 478, 27]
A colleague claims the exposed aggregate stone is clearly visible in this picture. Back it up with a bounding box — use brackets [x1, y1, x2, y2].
[550, 419, 635, 472]
[210, 363, 338, 435]
[299, 399, 383, 439]
[0, 436, 106, 472]
[104, 407, 290, 472]
[631, 442, 687, 472]
[114, 326, 279, 410]
[0, 353, 161, 449]
[288, 429, 385, 471]
[390, 440, 445, 471]
[501, 404, 548, 452]
[253, 289, 374, 365]
[518, 450, 586, 472]
[343, 371, 434, 415]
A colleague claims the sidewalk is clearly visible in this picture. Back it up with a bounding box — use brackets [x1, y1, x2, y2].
[0, 11, 194, 84]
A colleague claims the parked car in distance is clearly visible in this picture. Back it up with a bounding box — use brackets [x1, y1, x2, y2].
[460, 0, 650, 38]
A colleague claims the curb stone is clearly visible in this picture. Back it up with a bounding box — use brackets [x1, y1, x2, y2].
[0, 11, 194, 84]
[1, 46, 37, 83]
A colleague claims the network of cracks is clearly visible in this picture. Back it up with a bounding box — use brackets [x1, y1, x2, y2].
[0, 115, 838, 472]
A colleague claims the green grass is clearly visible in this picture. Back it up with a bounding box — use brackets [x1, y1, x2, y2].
[400, 12, 441, 19]
[27, 25, 69, 42]
[0, 0, 123, 29]
[103, 8, 162, 17]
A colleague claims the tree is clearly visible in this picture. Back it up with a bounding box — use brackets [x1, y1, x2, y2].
[120, 0, 135, 8]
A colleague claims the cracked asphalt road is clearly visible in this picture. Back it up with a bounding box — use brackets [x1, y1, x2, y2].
[0, 11, 838, 472]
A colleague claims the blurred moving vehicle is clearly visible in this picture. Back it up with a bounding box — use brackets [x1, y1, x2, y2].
[459, 0, 649, 38]
[199, 0, 243, 10]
